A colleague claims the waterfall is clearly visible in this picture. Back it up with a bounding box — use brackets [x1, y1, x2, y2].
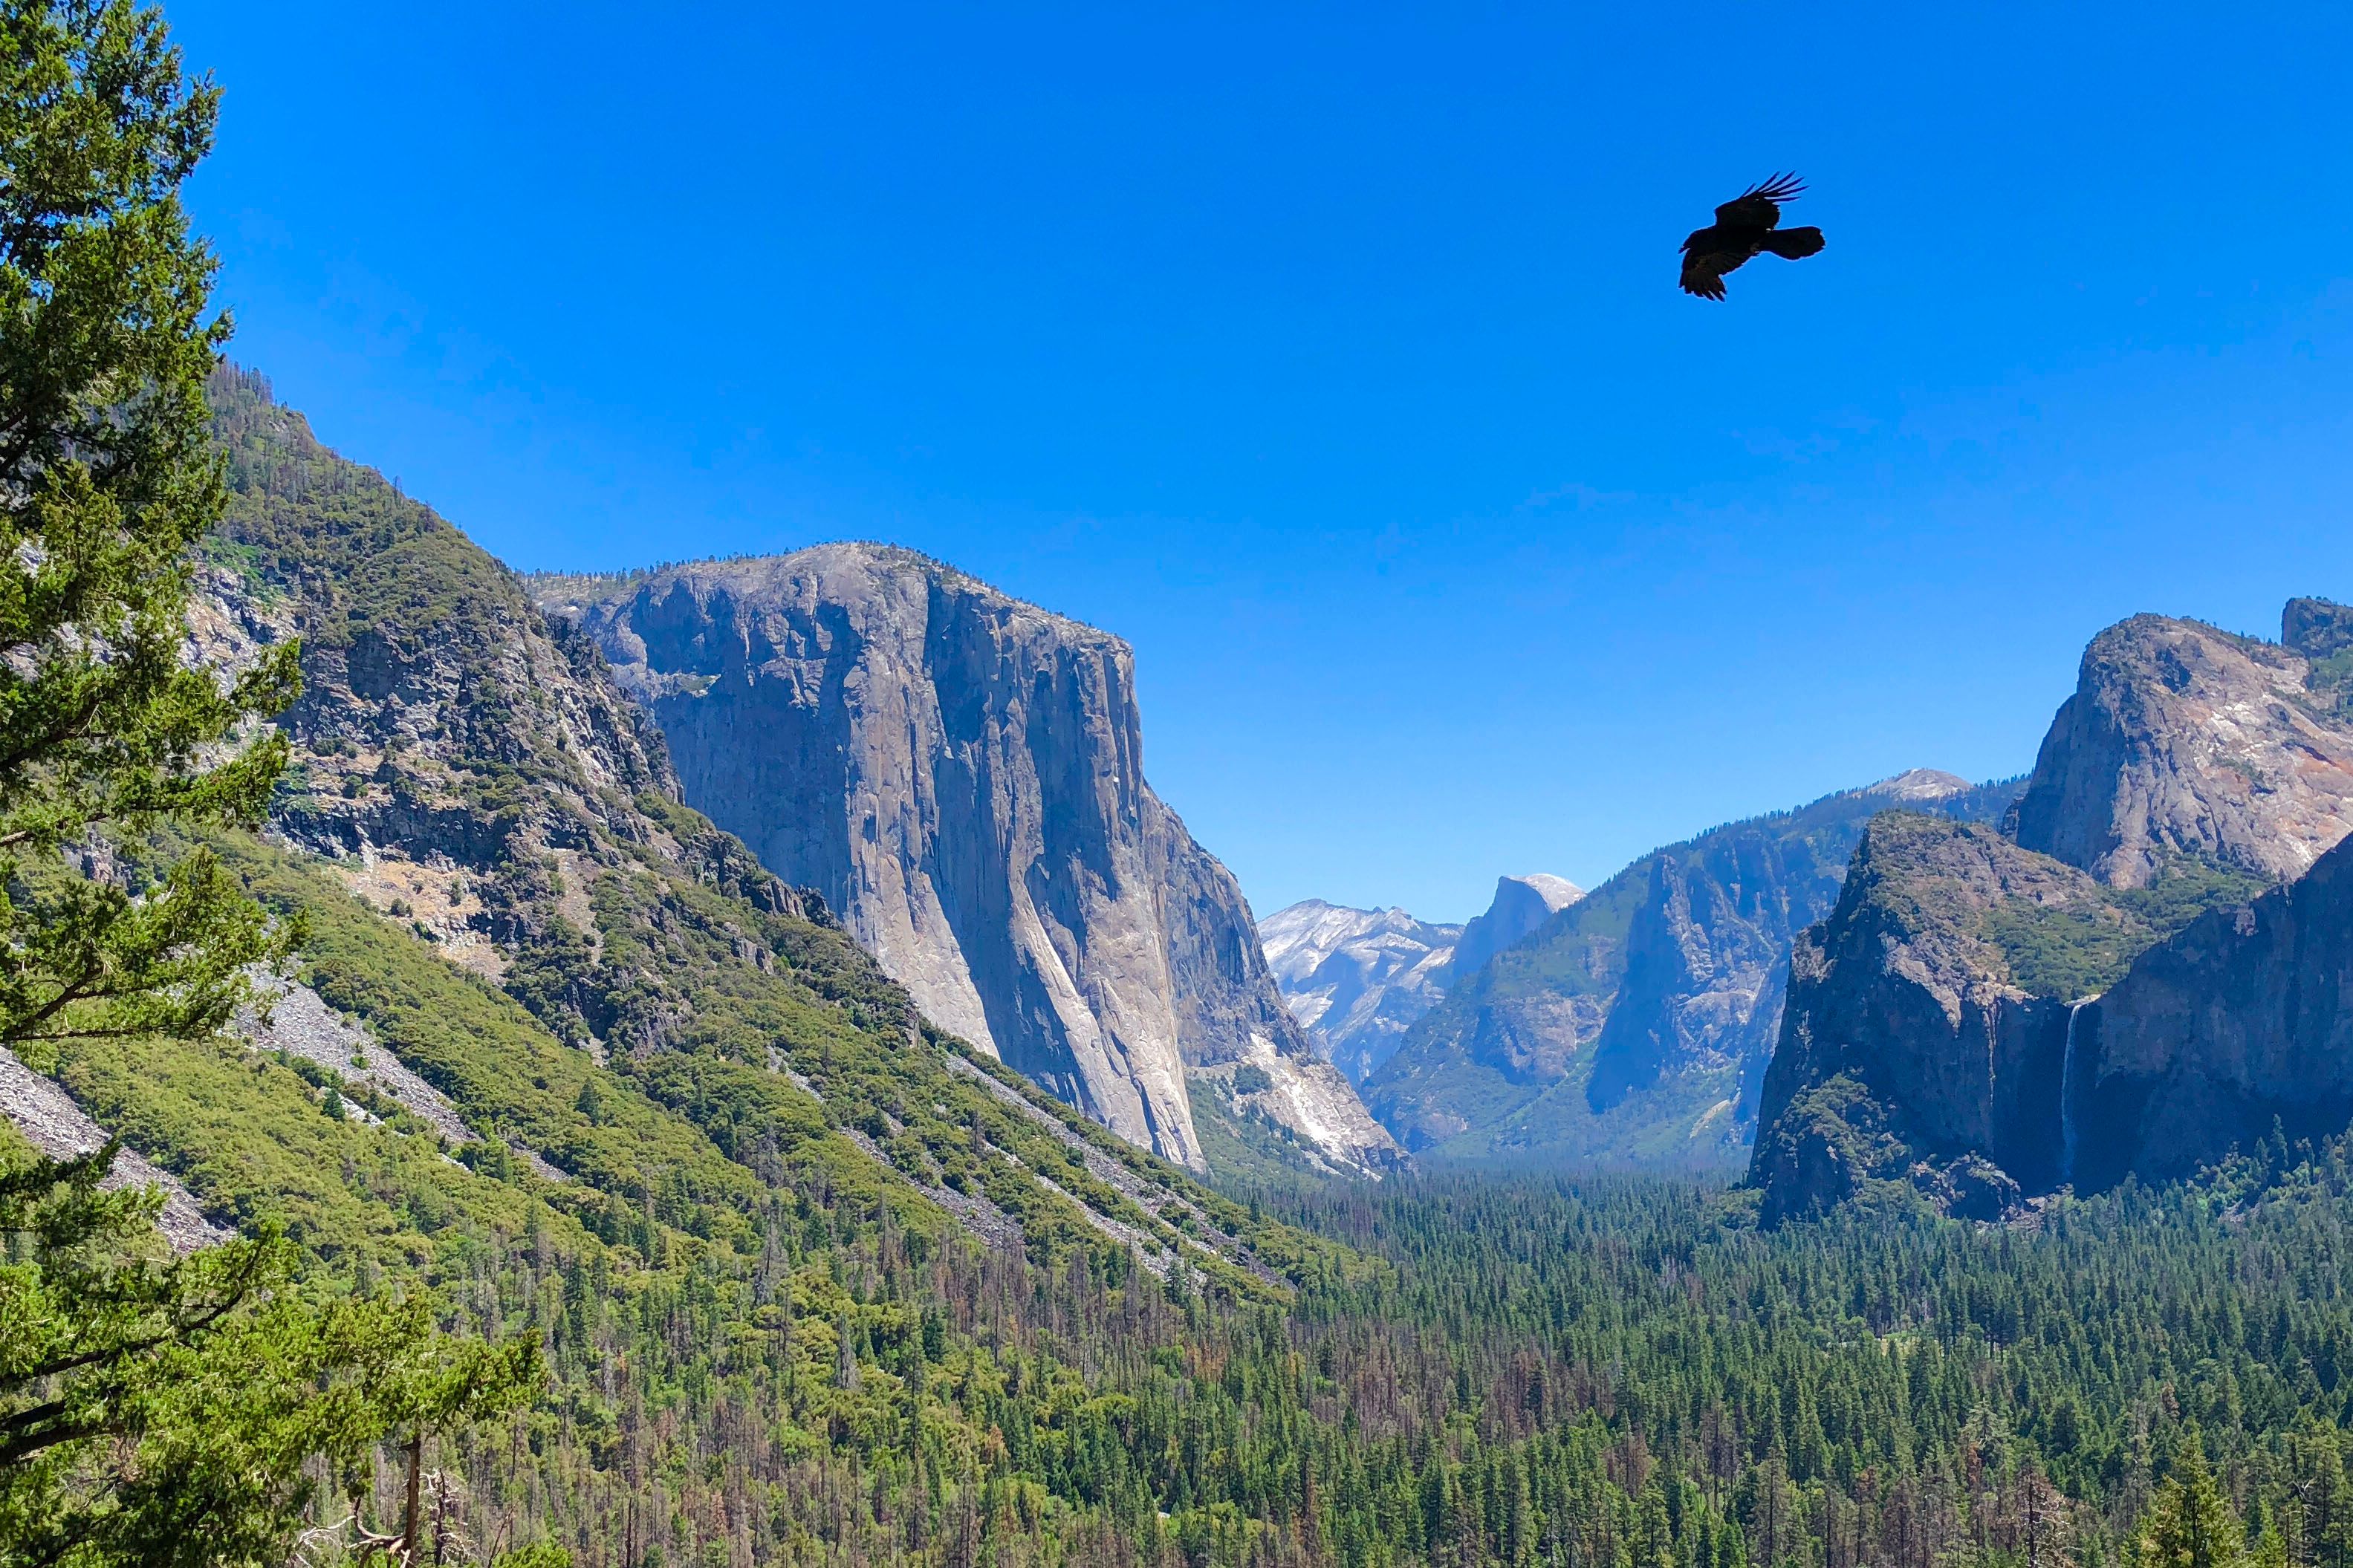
[2060, 1000, 2087, 1188]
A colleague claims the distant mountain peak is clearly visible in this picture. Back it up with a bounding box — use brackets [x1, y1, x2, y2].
[1259, 900, 1463, 1084]
[1258, 874, 1594, 1091]
[1266, 897, 1420, 925]
[1861, 768, 1974, 801]
[1444, 874, 1586, 986]
[1501, 873, 1586, 908]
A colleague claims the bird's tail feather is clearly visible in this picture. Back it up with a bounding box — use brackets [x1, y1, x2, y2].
[1762, 226, 1825, 259]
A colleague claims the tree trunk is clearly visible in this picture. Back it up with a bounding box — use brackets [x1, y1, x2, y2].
[400, 1430, 423, 1565]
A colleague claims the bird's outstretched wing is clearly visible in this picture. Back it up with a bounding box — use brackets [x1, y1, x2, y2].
[1679, 243, 1736, 299]
[1714, 172, 1805, 232]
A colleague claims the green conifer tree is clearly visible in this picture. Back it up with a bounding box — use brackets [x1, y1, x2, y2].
[0, 0, 299, 1067]
[2140, 1442, 2246, 1568]
[0, 4, 536, 1562]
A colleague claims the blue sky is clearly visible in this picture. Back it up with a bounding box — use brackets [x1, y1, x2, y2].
[174, 2, 2353, 922]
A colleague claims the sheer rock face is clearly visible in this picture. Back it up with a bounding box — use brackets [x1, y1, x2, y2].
[539, 547, 1398, 1176]
[1753, 815, 2353, 1220]
[2008, 614, 2353, 889]
[1747, 815, 2098, 1223]
[1259, 902, 1463, 1084]
[1752, 601, 2353, 1222]
[1446, 876, 1585, 985]
[1365, 770, 2016, 1168]
[2071, 831, 2353, 1189]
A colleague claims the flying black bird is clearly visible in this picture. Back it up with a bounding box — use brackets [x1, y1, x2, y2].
[1678, 173, 1824, 300]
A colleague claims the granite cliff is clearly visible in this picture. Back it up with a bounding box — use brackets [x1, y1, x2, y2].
[1365, 770, 2019, 1168]
[534, 552, 1397, 1177]
[1752, 602, 2353, 1221]
[1747, 814, 2111, 1224]
[1446, 876, 1586, 984]
[4, 367, 1329, 1296]
[2066, 828, 2353, 1188]
[2008, 611, 2353, 886]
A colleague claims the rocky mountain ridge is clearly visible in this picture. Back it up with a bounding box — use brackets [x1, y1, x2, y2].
[1751, 602, 2353, 1221]
[1258, 901, 1463, 1084]
[0, 366, 1337, 1297]
[1257, 874, 1587, 1085]
[1365, 770, 2020, 1168]
[533, 550, 1398, 1178]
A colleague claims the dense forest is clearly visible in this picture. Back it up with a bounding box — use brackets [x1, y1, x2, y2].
[384, 1140, 2353, 1568]
[6, 4, 2353, 1567]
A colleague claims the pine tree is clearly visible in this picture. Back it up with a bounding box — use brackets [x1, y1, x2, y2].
[0, 1140, 539, 1562]
[2140, 1444, 2245, 1568]
[0, 0, 299, 1069]
[0, 4, 531, 1562]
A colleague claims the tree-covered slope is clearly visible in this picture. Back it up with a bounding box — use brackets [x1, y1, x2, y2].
[195, 364, 1323, 1289]
[10, 365, 1392, 1560]
[26, 365, 2353, 1568]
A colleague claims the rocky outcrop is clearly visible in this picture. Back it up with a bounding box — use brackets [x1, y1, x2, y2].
[1751, 601, 2353, 1222]
[0, 1047, 227, 1254]
[1746, 814, 2108, 1223]
[2008, 613, 2353, 888]
[1259, 902, 1462, 1083]
[536, 549, 1397, 1177]
[1447, 876, 1585, 984]
[2063, 830, 2353, 1190]
[1366, 770, 2019, 1167]
[2284, 596, 2353, 664]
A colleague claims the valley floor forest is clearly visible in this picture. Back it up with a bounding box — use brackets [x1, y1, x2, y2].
[6, 4, 2353, 1568]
